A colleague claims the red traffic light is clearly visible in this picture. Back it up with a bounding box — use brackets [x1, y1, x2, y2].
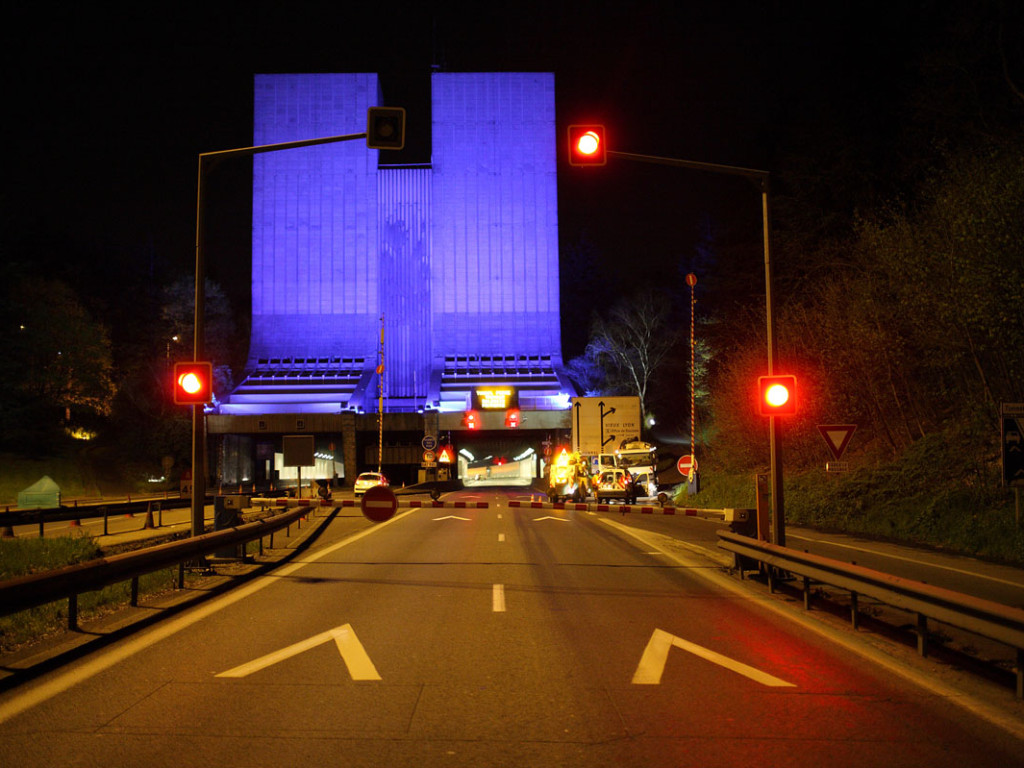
[568, 124, 606, 166]
[463, 410, 479, 430]
[758, 375, 796, 416]
[173, 361, 213, 405]
[505, 408, 520, 428]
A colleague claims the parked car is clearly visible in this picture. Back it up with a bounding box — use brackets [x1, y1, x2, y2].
[354, 472, 388, 497]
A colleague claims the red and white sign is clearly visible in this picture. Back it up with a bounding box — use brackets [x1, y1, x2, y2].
[361, 484, 399, 523]
[817, 425, 857, 461]
[677, 455, 696, 477]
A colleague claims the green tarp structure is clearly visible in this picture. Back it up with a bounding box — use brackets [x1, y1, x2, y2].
[17, 475, 61, 509]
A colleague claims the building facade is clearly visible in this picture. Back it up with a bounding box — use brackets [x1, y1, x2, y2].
[208, 72, 573, 488]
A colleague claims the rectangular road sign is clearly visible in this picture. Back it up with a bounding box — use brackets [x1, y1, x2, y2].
[1001, 404, 1024, 487]
[570, 396, 642, 454]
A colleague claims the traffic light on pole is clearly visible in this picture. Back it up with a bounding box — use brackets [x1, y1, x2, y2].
[173, 361, 213, 405]
[366, 107, 406, 150]
[758, 375, 797, 416]
[567, 124, 606, 166]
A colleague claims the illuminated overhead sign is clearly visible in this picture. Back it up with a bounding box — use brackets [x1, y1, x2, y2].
[473, 388, 517, 410]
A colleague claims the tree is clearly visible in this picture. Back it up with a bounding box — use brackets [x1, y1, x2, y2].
[0, 276, 116, 447]
[160, 277, 239, 390]
[581, 289, 679, 420]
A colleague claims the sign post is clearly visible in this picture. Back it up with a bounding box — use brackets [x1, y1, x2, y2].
[283, 435, 315, 498]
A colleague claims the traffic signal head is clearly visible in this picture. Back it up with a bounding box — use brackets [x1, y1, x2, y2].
[505, 408, 520, 428]
[463, 410, 479, 430]
[567, 124, 606, 166]
[366, 107, 406, 150]
[758, 375, 797, 416]
[173, 361, 213, 405]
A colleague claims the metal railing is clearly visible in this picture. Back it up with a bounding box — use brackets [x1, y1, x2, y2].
[0, 497, 194, 534]
[0, 502, 334, 630]
[717, 530, 1024, 698]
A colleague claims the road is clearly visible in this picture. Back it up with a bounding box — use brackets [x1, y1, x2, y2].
[0, 485, 1022, 767]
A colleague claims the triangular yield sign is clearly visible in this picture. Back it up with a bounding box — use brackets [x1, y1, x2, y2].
[817, 424, 857, 460]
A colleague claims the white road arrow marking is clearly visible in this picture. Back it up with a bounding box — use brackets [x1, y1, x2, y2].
[216, 623, 381, 681]
[533, 516, 570, 522]
[632, 628, 795, 687]
[433, 515, 470, 521]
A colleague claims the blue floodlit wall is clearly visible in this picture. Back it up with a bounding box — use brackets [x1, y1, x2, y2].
[250, 73, 382, 360]
[379, 167, 432, 404]
[239, 72, 564, 413]
[430, 72, 561, 357]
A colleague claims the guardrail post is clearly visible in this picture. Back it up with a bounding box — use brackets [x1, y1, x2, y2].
[1017, 649, 1022, 700]
[38, 510, 45, 539]
[102, 506, 109, 536]
[803, 576, 812, 610]
[130, 576, 139, 607]
[68, 594, 78, 630]
[917, 613, 929, 657]
[850, 592, 859, 630]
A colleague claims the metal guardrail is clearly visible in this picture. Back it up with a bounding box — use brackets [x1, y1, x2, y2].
[717, 530, 1024, 699]
[0, 497, 195, 531]
[0, 503, 333, 631]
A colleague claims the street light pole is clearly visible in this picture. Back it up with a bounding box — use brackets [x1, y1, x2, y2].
[607, 150, 785, 545]
[191, 130, 368, 538]
[760, 178, 785, 546]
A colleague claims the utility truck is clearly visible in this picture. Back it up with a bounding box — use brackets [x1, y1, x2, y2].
[548, 448, 592, 502]
[612, 439, 659, 498]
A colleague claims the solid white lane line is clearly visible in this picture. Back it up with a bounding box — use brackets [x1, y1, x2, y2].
[493, 584, 506, 612]
[786, 533, 1024, 588]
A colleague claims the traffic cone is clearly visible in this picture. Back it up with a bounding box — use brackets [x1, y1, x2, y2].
[143, 502, 156, 529]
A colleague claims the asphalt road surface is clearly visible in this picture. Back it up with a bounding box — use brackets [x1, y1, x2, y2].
[0, 486, 1021, 767]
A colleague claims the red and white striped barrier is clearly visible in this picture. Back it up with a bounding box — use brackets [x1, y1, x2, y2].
[400, 500, 489, 508]
[336, 499, 489, 509]
[508, 500, 676, 514]
[251, 498, 336, 508]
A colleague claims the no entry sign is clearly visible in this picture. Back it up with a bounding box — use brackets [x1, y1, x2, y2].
[361, 484, 398, 522]
[677, 455, 696, 477]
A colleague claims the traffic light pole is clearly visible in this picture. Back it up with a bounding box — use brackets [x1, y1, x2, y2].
[191, 130, 367, 538]
[607, 150, 786, 546]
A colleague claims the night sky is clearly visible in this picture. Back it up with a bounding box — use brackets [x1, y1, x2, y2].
[5, 1, 1013, 358]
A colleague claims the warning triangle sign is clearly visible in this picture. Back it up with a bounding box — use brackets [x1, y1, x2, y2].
[817, 425, 857, 460]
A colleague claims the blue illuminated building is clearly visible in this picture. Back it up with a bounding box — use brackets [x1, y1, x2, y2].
[209, 72, 574, 487]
